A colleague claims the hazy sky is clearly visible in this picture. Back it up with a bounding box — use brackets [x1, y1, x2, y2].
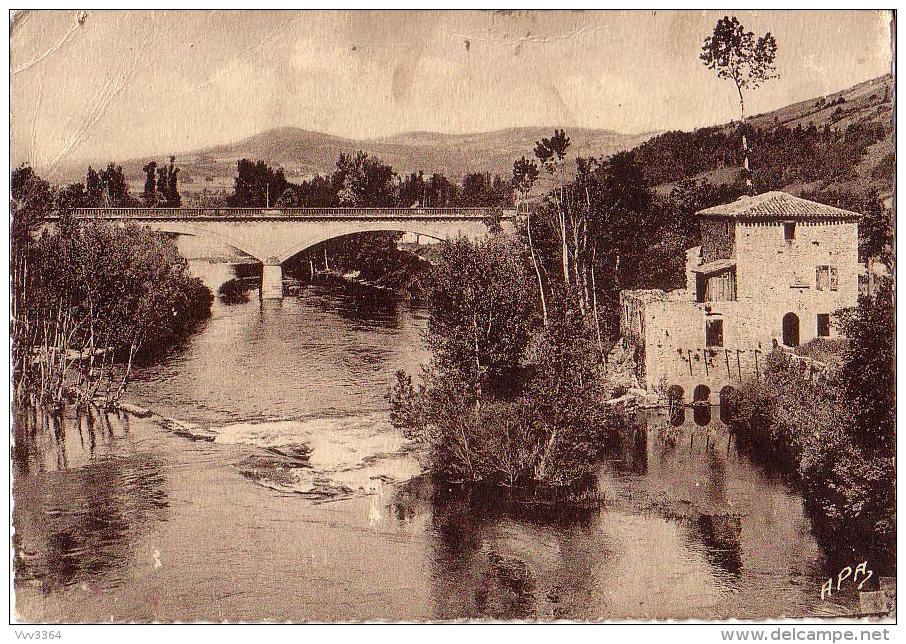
[10, 9, 893, 171]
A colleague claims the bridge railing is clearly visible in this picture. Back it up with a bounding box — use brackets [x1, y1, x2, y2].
[65, 207, 515, 219]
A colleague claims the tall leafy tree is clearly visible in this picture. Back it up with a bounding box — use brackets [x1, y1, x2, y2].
[166, 156, 181, 207]
[426, 173, 458, 207]
[533, 129, 572, 289]
[295, 174, 337, 207]
[85, 166, 103, 206]
[332, 151, 396, 207]
[512, 156, 546, 324]
[142, 161, 158, 205]
[398, 171, 427, 207]
[837, 281, 895, 455]
[457, 172, 512, 207]
[228, 159, 288, 207]
[701, 15, 779, 192]
[425, 235, 538, 406]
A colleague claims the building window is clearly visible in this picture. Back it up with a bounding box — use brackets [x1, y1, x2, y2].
[783, 221, 796, 241]
[817, 313, 831, 337]
[705, 319, 724, 347]
[816, 265, 839, 291]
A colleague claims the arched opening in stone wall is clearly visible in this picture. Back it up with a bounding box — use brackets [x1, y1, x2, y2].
[782, 312, 800, 347]
[693, 384, 711, 404]
[719, 385, 738, 424]
[667, 385, 685, 426]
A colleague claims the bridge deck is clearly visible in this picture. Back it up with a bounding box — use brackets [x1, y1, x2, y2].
[59, 207, 515, 220]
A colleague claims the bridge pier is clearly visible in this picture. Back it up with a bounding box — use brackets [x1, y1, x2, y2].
[261, 264, 284, 299]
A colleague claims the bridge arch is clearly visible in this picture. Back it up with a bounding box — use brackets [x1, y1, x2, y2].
[272, 220, 489, 264]
[276, 226, 448, 265]
[693, 384, 712, 404]
[138, 221, 267, 263]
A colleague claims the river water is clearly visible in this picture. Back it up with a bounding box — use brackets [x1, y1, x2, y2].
[12, 262, 858, 622]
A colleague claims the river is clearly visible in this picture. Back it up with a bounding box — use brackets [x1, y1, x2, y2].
[12, 262, 858, 622]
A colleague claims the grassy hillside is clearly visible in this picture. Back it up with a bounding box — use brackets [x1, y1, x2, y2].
[641, 74, 893, 202]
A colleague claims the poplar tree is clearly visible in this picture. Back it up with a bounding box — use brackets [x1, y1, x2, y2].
[701, 16, 778, 193]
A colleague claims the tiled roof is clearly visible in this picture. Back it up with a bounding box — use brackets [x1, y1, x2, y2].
[697, 191, 862, 220]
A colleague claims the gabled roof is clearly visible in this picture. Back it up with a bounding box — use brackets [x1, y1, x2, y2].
[696, 191, 862, 221]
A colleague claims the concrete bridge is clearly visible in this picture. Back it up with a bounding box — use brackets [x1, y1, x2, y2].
[52, 207, 515, 297]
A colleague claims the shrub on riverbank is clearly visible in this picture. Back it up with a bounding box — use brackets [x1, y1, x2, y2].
[12, 221, 213, 408]
[388, 235, 628, 492]
[727, 284, 895, 570]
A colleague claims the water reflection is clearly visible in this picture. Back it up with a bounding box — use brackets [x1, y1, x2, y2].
[424, 483, 604, 620]
[696, 514, 744, 578]
[13, 283, 853, 621]
[693, 403, 712, 426]
[387, 407, 836, 620]
[126, 285, 428, 426]
[13, 409, 169, 593]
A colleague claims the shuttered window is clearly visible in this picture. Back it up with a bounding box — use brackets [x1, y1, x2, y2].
[816, 266, 839, 291]
[702, 268, 737, 302]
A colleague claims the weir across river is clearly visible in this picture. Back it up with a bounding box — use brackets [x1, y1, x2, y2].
[47, 207, 516, 297]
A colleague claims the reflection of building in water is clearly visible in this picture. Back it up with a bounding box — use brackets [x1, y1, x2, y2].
[620, 192, 861, 400]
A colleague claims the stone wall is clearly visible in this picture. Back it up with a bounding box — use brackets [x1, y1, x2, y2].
[620, 218, 859, 401]
[735, 219, 859, 343]
[636, 297, 765, 396]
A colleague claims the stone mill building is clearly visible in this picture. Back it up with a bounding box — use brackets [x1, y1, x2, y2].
[620, 191, 861, 403]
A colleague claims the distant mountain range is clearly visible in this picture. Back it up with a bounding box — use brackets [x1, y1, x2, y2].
[47, 73, 892, 200]
[50, 126, 656, 189]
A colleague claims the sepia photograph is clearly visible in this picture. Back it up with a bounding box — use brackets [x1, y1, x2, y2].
[7, 7, 897, 629]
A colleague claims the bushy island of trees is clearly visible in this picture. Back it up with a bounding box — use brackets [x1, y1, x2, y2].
[388, 236, 634, 499]
[11, 164, 212, 410]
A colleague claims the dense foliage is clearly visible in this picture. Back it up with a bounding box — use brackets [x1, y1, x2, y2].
[228, 153, 513, 209]
[228, 159, 290, 207]
[11, 165, 212, 408]
[632, 121, 889, 192]
[388, 235, 626, 492]
[727, 282, 895, 570]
